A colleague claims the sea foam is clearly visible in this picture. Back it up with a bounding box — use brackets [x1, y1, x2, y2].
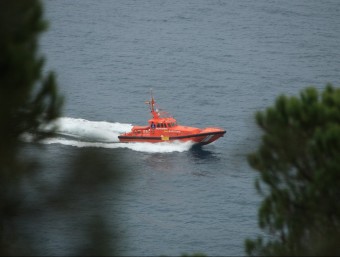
[32, 117, 193, 153]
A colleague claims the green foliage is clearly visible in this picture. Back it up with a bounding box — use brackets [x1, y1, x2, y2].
[246, 84, 340, 256]
[0, 1, 126, 255]
[0, 0, 62, 154]
[0, 1, 62, 255]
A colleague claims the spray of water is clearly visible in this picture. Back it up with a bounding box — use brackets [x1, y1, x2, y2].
[27, 117, 193, 153]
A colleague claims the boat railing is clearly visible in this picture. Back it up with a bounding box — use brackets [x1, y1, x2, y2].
[132, 126, 150, 133]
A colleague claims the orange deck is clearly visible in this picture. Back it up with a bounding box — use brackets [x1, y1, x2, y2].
[119, 126, 226, 145]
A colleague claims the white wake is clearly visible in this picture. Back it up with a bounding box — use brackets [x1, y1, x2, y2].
[28, 117, 193, 153]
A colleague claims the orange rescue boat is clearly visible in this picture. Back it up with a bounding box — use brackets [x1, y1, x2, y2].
[118, 95, 226, 145]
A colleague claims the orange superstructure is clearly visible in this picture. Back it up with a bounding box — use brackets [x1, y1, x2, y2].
[118, 94, 226, 145]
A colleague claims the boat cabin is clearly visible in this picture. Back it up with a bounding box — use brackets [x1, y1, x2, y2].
[149, 117, 177, 129]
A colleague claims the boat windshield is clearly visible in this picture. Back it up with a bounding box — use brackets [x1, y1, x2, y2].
[154, 122, 177, 128]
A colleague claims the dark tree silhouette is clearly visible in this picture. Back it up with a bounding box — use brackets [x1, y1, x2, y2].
[0, 1, 124, 255]
[0, 1, 62, 254]
[245, 85, 340, 256]
[0, 0, 62, 147]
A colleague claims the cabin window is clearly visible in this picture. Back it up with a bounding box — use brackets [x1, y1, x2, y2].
[157, 124, 160, 128]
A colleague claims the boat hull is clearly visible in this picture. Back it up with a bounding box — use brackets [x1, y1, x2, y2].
[118, 130, 226, 145]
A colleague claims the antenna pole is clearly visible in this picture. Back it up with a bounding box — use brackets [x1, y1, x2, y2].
[150, 88, 154, 112]
[149, 88, 159, 118]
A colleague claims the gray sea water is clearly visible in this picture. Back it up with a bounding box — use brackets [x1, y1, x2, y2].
[28, 0, 340, 255]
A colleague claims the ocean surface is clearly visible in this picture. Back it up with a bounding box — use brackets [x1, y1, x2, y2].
[24, 0, 340, 255]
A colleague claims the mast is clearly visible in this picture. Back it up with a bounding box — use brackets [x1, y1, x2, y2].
[147, 89, 159, 119]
